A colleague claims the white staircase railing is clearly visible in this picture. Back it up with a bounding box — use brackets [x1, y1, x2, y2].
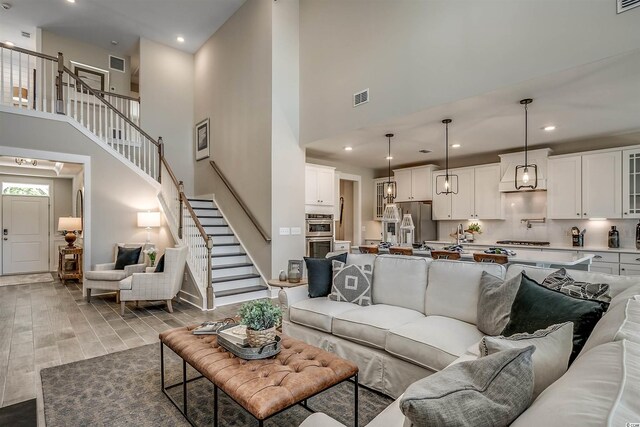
[1, 42, 215, 309]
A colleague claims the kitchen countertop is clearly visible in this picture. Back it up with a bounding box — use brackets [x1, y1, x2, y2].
[421, 241, 640, 254]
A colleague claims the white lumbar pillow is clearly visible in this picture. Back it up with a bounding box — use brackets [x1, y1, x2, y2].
[479, 322, 573, 399]
[578, 299, 640, 358]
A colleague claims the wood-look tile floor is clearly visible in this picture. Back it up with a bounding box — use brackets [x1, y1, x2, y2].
[0, 278, 247, 426]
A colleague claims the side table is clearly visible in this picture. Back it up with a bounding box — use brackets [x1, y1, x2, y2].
[58, 246, 83, 284]
[267, 278, 308, 289]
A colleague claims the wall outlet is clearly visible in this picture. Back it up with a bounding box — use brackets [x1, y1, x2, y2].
[291, 227, 301, 235]
[362, 226, 366, 232]
[279, 227, 290, 236]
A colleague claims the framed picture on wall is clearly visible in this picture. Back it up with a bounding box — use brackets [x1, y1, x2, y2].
[70, 61, 109, 94]
[195, 118, 210, 160]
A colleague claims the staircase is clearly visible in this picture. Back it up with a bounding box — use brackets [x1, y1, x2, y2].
[189, 198, 269, 305]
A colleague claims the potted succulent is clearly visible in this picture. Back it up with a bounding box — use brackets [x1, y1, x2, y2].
[238, 299, 282, 347]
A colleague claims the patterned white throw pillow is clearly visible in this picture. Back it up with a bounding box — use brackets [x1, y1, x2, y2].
[329, 260, 372, 306]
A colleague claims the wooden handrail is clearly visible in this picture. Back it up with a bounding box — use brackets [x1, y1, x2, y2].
[210, 161, 271, 243]
[63, 66, 159, 147]
[92, 89, 140, 102]
[160, 156, 180, 188]
[0, 42, 59, 61]
[182, 196, 210, 242]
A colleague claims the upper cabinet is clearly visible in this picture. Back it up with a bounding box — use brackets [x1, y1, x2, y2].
[432, 164, 504, 220]
[623, 149, 640, 219]
[547, 151, 622, 220]
[305, 164, 335, 207]
[393, 165, 438, 202]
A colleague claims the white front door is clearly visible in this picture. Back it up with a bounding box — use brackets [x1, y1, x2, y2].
[2, 195, 49, 274]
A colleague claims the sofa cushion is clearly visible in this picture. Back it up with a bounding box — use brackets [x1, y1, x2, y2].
[84, 269, 128, 282]
[502, 273, 608, 362]
[386, 316, 484, 371]
[477, 271, 521, 335]
[305, 253, 348, 298]
[289, 298, 357, 333]
[332, 304, 424, 349]
[506, 264, 639, 298]
[400, 346, 534, 427]
[609, 284, 640, 309]
[512, 340, 640, 427]
[480, 322, 573, 399]
[371, 255, 430, 313]
[425, 260, 506, 325]
[329, 261, 372, 306]
[346, 253, 377, 267]
[578, 299, 640, 358]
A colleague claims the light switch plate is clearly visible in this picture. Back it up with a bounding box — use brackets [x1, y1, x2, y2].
[279, 227, 291, 236]
[291, 227, 302, 235]
[362, 226, 366, 232]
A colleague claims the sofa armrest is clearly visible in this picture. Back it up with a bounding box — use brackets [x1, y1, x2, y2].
[299, 413, 346, 427]
[94, 262, 116, 271]
[278, 285, 309, 321]
[124, 263, 147, 276]
[120, 273, 172, 299]
[145, 267, 156, 273]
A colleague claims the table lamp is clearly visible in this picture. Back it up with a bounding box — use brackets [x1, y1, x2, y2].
[137, 211, 161, 243]
[58, 217, 82, 248]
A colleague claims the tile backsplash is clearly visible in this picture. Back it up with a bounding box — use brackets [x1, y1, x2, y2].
[438, 192, 640, 248]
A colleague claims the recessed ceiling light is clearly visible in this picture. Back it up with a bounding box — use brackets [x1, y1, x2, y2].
[451, 144, 461, 148]
[543, 125, 556, 131]
[66, 0, 75, 3]
[111, 40, 118, 46]
[177, 36, 185, 43]
[385, 156, 393, 160]
[344, 146, 353, 151]
[4, 40, 14, 47]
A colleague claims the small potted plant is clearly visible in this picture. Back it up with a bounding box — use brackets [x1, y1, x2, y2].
[144, 247, 158, 267]
[238, 300, 282, 347]
[465, 223, 482, 242]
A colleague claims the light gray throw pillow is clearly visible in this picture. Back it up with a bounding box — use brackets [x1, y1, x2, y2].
[400, 346, 535, 427]
[329, 260, 372, 306]
[480, 322, 573, 399]
[477, 271, 521, 335]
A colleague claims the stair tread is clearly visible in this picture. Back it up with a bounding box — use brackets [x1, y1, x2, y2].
[212, 273, 261, 284]
[212, 262, 254, 270]
[193, 207, 218, 211]
[214, 285, 269, 298]
[198, 215, 223, 218]
[212, 243, 240, 247]
[203, 225, 229, 228]
[188, 198, 214, 202]
[214, 252, 247, 258]
[208, 233, 235, 237]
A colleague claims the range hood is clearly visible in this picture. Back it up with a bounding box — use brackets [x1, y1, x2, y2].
[498, 148, 551, 192]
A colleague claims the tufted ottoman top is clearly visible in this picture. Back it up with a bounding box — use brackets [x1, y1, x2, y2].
[160, 325, 359, 420]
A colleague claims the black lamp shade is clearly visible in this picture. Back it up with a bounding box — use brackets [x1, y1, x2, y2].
[435, 173, 459, 195]
[384, 181, 397, 201]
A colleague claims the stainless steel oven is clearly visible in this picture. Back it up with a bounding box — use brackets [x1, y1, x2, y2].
[306, 237, 334, 258]
[305, 213, 334, 257]
[305, 214, 334, 237]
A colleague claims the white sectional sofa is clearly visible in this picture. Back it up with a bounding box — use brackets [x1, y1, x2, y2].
[278, 254, 640, 426]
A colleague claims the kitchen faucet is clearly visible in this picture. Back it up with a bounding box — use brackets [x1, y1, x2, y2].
[456, 223, 464, 245]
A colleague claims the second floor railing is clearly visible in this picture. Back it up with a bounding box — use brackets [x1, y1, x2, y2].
[0, 42, 215, 309]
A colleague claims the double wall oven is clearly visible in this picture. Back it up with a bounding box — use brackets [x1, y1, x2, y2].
[305, 213, 334, 258]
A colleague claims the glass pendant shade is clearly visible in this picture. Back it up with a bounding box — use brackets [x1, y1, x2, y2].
[436, 119, 458, 195]
[515, 98, 538, 190]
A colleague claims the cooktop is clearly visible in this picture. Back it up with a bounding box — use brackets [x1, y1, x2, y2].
[495, 240, 551, 247]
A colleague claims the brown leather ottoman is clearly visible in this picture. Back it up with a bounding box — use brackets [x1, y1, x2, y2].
[159, 325, 359, 426]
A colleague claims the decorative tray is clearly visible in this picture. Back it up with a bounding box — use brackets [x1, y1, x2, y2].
[216, 324, 281, 360]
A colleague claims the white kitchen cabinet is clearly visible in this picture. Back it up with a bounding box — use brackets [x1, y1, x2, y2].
[547, 155, 582, 219]
[305, 164, 335, 206]
[373, 177, 394, 220]
[473, 164, 504, 220]
[623, 149, 640, 219]
[591, 262, 620, 275]
[432, 170, 452, 220]
[451, 168, 475, 220]
[620, 263, 640, 276]
[393, 165, 437, 202]
[582, 151, 622, 219]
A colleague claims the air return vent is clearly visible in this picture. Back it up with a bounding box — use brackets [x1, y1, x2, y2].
[109, 55, 125, 72]
[21, 31, 31, 38]
[353, 88, 369, 107]
[618, 0, 640, 13]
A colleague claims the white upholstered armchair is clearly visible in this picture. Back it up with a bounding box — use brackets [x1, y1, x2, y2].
[118, 246, 188, 315]
[84, 243, 149, 302]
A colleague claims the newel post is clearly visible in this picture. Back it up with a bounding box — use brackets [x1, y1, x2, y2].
[206, 238, 214, 310]
[56, 52, 65, 114]
[178, 181, 184, 239]
[157, 136, 164, 183]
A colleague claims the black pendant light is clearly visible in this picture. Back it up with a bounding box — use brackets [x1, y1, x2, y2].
[384, 133, 397, 203]
[436, 119, 458, 195]
[515, 98, 538, 190]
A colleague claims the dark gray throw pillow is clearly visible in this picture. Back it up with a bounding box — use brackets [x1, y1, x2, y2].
[114, 246, 142, 270]
[154, 254, 165, 273]
[329, 261, 372, 306]
[477, 271, 521, 335]
[304, 253, 348, 298]
[400, 346, 535, 427]
[542, 268, 611, 303]
[502, 272, 608, 362]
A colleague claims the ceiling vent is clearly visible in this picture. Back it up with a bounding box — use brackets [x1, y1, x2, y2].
[618, 0, 640, 13]
[109, 55, 125, 73]
[21, 31, 30, 38]
[353, 88, 369, 107]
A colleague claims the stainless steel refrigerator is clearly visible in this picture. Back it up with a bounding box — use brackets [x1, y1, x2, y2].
[397, 202, 438, 244]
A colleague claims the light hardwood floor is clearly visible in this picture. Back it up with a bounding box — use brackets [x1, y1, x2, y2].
[0, 277, 248, 425]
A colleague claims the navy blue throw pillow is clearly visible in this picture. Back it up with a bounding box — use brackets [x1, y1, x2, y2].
[502, 272, 608, 363]
[154, 254, 165, 273]
[114, 246, 142, 270]
[304, 253, 348, 298]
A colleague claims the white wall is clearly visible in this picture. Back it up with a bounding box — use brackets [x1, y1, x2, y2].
[139, 38, 195, 194]
[272, 0, 306, 274]
[299, 0, 640, 145]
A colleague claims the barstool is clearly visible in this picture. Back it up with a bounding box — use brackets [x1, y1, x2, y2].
[389, 247, 413, 256]
[473, 253, 509, 264]
[430, 250, 461, 260]
[359, 245, 379, 254]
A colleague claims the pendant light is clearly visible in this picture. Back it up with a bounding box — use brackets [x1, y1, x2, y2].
[384, 133, 397, 203]
[436, 119, 458, 195]
[515, 98, 538, 190]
